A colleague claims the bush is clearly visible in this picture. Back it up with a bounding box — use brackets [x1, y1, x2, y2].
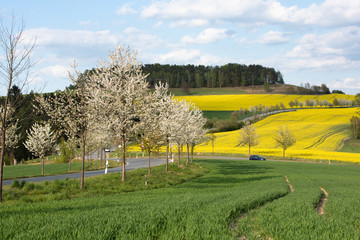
[11, 180, 26, 189]
[23, 182, 35, 191]
[214, 119, 244, 132]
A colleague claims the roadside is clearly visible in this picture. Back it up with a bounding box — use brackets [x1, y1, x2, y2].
[3, 157, 166, 186]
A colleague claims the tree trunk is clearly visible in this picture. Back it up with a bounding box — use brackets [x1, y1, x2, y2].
[283, 149, 285, 159]
[186, 143, 189, 166]
[121, 136, 126, 182]
[191, 145, 194, 163]
[80, 134, 85, 189]
[148, 151, 151, 176]
[41, 156, 44, 176]
[68, 154, 71, 172]
[248, 145, 251, 156]
[10, 151, 16, 165]
[0, 124, 6, 202]
[178, 145, 181, 167]
[165, 138, 169, 172]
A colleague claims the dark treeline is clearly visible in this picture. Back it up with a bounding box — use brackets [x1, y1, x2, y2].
[0, 86, 43, 164]
[143, 63, 284, 88]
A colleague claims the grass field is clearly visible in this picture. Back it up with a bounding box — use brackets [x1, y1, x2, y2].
[176, 93, 355, 111]
[2, 160, 121, 180]
[196, 108, 360, 162]
[202, 111, 233, 120]
[1, 159, 360, 239]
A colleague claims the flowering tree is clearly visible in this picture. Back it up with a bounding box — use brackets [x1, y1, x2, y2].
[187, 105, 207, 163]
[139, 83, 168, 175]
[238, 122, 260, 156]
[273, 125, 296, 159]
[0, 106, 20, 164]
[36, 64, 91, 188]
[24, 122, 57, 176]
[158, 95, 182, 172]
[88, 46, 148, 182]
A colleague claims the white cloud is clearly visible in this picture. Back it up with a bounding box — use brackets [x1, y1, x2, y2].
[153, 49, 223, 65]
[182, 28, 235, 44]
[24, 28, 120, 47]
[282, 26, 360, 71]
[38, 65, 69, 78]
[117, 3, 137, 15]
[329, 77, 360, 90]
[141, 0, 360, 27]
[259, 31, 288, 44]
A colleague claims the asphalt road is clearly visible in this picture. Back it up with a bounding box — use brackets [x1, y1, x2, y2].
[3, 157, 166, 186]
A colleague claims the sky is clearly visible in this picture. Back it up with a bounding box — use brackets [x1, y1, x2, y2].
[2, 0, 360, 94]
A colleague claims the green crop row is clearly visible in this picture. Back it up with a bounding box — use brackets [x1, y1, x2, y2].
[235, 162, 360, 239]
[1, 159, 360, 239]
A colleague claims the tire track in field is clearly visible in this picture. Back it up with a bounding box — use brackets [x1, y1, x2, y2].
[316, 187, 328, 215]
[230, 176, 293, 239]
[304, 129, 339, 149]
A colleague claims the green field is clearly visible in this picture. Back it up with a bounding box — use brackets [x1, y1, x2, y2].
[1, 159, 360, 239]
[202, 111, 233, 120]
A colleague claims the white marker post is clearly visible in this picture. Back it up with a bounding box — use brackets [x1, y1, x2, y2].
[105, 160, 109, 174]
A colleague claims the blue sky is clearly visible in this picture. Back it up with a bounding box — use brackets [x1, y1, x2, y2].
[2, 0, 360, 94]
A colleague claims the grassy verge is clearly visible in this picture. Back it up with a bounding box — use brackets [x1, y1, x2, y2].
[338, 138, 360, 153]
[3, 159, 121, 180]
[3, 161, 209, 203]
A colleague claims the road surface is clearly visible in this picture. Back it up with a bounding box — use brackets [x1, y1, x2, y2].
[3, 157, 166, 186]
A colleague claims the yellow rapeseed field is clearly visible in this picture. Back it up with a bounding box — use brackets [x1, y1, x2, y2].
[176, 93, 355, 111]
[195, 108, 360, 163]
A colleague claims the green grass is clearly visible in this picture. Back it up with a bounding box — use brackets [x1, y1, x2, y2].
[168, 87, 246, 96]
[338, 138, 360, 153]
[3, 159, 120, 179]
[3, 160, 209, 203]
[1, 159, 360, 239]
[235, 161, 360, 239]
[202, 111, 233, 120]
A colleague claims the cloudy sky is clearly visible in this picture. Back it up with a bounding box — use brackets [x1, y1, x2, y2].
[2, 0, 360, 94]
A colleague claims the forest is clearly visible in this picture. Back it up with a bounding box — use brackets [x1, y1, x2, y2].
[142, 63, 284, 88]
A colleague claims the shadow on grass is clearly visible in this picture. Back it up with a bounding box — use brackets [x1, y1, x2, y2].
[177, 159, 275, 188]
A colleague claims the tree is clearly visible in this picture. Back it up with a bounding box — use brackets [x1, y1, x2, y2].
[187, 107, 207, 163]
[355, 93, 360, 106]
[350, 116, 360, 139]
[288, 100, 295, 108]
[139, 83, 168, 175]
[158, 94, 182, 172]
[0, 14, 36, 202]
[36, 64, 91, 189]
[88, 46, 148, 182]
[273, 125, 296, 159]
[209, 133, 216, 156]
[238, 122, 260, 155]
[24, 122, 57, 176]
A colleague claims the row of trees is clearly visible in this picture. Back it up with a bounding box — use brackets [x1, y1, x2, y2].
[34, 47, 207, 190]
[289, 98, 356, 108]
[238, 123, 296, 159]
[143, 63, 284, 89]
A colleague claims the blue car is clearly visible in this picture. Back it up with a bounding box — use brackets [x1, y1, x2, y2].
[249, 155, 266, 160]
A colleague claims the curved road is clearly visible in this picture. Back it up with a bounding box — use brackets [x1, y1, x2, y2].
[3, 157, 166, 186]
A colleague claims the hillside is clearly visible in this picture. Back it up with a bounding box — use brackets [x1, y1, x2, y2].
[196, 108, 359, 162]
[176, 93, 355, 111]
